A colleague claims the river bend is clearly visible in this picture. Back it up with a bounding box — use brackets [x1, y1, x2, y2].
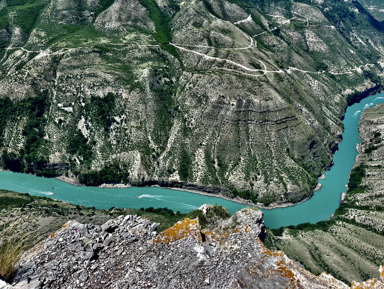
[1, 93, 384, 228]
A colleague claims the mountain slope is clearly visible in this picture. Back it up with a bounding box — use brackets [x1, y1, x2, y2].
[269, 103, 384, 283]
[0, 0, 384, 205]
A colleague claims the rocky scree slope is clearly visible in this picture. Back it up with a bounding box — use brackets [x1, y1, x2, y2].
[269, 103, 384, 284]
[1, 0, 384, 205]
[4, 206, 380, 289]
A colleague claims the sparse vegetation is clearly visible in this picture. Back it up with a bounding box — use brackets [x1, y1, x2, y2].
[0, 231, 27, 283]
[187, 204, 230, 228]
[347, 164, 366, 194]
[178, 149, 192, 181]
[138, 0, 181, 63]
[88, 92, 116, 132]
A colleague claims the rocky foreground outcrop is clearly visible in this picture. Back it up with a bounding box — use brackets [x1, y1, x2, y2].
[1, 206, 379, 289]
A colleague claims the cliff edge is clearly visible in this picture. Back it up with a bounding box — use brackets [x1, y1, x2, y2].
[2, 206, 379, 289]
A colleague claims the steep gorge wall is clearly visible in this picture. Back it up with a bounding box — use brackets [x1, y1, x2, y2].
[270, 103, 384, 283]
[0, 0, 384, 205]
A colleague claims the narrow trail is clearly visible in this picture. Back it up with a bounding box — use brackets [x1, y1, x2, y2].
[0, 20, 380, 80]
[234, 15, 253, 25]
[169, 13, 380, 79]
[170, 42, 278, 75]
[170, 40, 379, 78]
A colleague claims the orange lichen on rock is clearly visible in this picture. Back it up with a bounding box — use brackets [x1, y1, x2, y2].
[50, 233, 55, 238]
[275, 259, 303, 289]
[233, 224, 251, 234]
[349, 266, 384, 289]
[201, 229, 221, 241]
[61, 225, 67, 229]
[349, 267, 384, 289]
[351, 280, 378, 289]
[260, 239, 273, 258]
[259, 243, 303, 289]
[153, 218, 201, 245]
[201, 228, 230, 243]
[351, 271, 384, 289]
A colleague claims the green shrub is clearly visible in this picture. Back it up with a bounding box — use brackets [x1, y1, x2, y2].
[12, 3, 46, 34]
[89, 92, 116, 132]
[365, 145, 379, 154]
[346, 84, 382, 105]
[67, 130, 93, 164]
[94, 0, 115, 16]
[187, 205, 230, 228]
[178, 149, 192, 181]
[138, 0, 181, 63]
[347, 164, 366, 193]
[78, 163, 130, 186]
[271, 227, 284, 236]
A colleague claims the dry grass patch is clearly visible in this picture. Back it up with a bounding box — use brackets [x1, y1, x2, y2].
[0, 228, 28, 283]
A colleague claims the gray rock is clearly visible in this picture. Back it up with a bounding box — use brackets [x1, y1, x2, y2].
[149, 223, 158, 234]
[101, 220, 118, 233]
[0, 280, 13, 289]
[11, 208, 360, 289]
[78, 251, 94, 261]
[103, 235, 113, 247]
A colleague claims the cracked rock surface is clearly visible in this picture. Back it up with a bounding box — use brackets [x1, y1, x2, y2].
[9, 207, 379, 289]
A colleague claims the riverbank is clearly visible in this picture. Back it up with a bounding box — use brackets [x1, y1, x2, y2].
[1, 92, 384, 228]
[56, 175, 81, 186]
[164, 186, 255, 207]
[54, 174, 312, 210]
[100, 183, 132, 188]
[56, 175, 257, 207]
[164, 186, 315, 210]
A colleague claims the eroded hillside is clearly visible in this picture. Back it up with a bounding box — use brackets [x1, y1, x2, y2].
[1, 0, 384, 205]
[269, 103, 384, 284]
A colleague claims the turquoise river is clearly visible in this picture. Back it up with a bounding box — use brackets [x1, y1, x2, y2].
[1, 93, 384, 228]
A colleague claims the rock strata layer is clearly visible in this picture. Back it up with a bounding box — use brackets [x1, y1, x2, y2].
[1, 0, 384, 205]
[271, 103, 384, 284]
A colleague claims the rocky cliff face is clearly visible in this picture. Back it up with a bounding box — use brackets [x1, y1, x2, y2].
[1, 0, 384, 205]
[270, 103, 384, 284]
[0, 206, 367, 289]
[355, 102, 384, 204]
[0, 206, 380, 289]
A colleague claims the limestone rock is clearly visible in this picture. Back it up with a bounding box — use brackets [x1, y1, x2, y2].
[10, 207, 381, 289]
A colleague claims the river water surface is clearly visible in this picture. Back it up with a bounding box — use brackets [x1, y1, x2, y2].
[1, 93, 384, 228]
